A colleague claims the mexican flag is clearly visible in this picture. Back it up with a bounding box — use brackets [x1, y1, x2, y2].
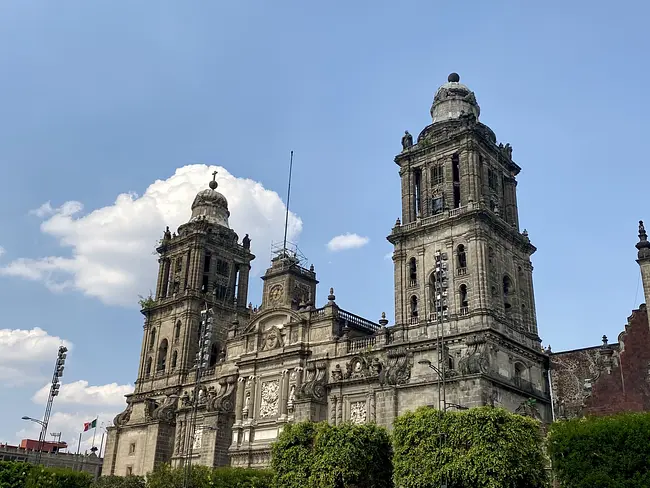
[83, 419, 97, 432]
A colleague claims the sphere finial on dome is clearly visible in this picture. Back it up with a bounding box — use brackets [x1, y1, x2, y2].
[448, 72, 460, 83]
[209, 170, 218, 190]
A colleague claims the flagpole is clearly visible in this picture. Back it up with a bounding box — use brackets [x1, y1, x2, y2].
[91, 419, 98, 449]
[76, 433, 82, 455]
[98, 430, 105, 458]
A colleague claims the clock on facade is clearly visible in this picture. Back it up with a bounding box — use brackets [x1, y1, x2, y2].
[269, 284, 283, 304]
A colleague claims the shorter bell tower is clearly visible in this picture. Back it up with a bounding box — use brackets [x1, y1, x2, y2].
[260, 243, 318, 310]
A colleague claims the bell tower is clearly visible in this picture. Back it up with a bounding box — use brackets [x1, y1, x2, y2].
[388, 73, 549, 419]
[136, 171, 255, 387]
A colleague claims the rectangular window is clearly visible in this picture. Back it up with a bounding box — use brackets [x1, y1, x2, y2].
[126, 466, 133, 476]
[203, 252, 212, 273]
[215, 284, 228, 300]
[488, 168, 498, 191]
[431, 196, 444, 215]
[431, 165, 444, 185]
[128, 443, 136, 455]
[216, 259, 229, 276]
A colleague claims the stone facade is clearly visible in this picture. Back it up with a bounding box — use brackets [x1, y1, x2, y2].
[550, 221, 650, 419]
[103, 74, 552, 477]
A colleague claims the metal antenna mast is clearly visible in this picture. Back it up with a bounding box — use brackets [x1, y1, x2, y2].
[36, 346, 67, 464]
[282, 150, 294, 257]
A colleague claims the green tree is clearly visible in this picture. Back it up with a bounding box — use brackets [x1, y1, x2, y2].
[272, 421, 393, 488]
[0, 461, 32, 488]
[24, 465, 92, 488]
[548, 412, 650, 488]
[393, 406, 548, 488]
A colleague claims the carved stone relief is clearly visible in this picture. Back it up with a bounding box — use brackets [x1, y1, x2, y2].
[259, 380, 280, 418]
[298, 362, 327, 401]
[350, 401, 367, 425]
[379, 348, 413, 386]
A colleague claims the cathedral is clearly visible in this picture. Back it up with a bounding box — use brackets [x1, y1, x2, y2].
[103, 73, 553, 476]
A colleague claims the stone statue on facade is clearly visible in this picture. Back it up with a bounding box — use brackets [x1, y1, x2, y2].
[242, 234, 251, 250]
[401, 131, 413, 151]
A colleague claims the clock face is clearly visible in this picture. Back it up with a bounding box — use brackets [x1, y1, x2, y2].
[269, 284, 283, 304]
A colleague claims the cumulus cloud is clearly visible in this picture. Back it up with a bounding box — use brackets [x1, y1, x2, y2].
[32, 380, 134, 407]
[0, 328, 71, 387]
[326, 233, 370, 252]
[0, 165, 302, 307]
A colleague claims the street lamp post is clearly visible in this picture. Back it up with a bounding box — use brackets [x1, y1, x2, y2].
[182, 301, 214, 488]
[31, 346, 68, 465]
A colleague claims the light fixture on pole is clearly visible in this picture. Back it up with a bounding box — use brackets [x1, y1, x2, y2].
[183, 301, 214, 488]
[34, 345, 67, 465]
[430, 250, 449, 412]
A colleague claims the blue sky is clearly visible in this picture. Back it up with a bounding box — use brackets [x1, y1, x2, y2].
[1, 1, 649, 449]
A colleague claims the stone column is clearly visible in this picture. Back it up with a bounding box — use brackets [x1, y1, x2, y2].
[329, 396, 338, 425]
[249, 376, 258, 421]
[279, 369, 290, 419]
[235, 377, 246, 424]
[155, 258, 165, 299]
[237, 264, 251, 308]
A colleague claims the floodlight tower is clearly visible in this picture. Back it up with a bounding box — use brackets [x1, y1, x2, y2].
[36, 345, 67, 464]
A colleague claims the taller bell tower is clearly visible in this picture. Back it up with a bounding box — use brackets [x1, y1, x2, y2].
[388, 74, 549, 418]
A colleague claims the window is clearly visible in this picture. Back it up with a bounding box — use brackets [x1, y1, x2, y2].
[128, 443, 136, 455]
[216, 259, 229, 276]
[431, 196, 444, 215]
[201, 275, 209, 293]
[157, 339, 168, 372]
[209, 343, 219, 367]
[410, 296, 418, 318]
[171, 350, 178, 370]
[514, 363, 524, 381]
[174, 322, 181, 342]
[126, 466, 133, 476]
[503, 276, 512, 310]
[145, 357, 152, 377]
[431, 165, 444, 185]
[488, 168, 498, 191]
[456, 244, 467, 270]
[459, 284, 468, 307]
[175, 259, 182, 273]
[149, 328, 156, 350]
[214, 284, 228, 300]
[452, 154, 461, 208]
[413, 168, 422, 218]
[203, 252, 212, 273]
[409, 257, 417, 286]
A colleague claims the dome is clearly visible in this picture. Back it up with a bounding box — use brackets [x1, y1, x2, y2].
[430, 73, 480, 124]
[189, 172, 230, 228]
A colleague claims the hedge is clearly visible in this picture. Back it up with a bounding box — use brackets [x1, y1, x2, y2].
[392, 406, 548, 488]
[92, 475, 145, 488]
[145, 464, 273, 488]
[271, 421, 393, 488]
[24, 464, 92, 488]
[548, 412, 650, 488]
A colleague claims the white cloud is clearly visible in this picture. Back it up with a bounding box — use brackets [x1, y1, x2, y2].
[0, 165, 302, 307]
[0, 328, 72, 387]
[0, 246, 5, 257]
[29, 201, 55, 218]
[32, 380, 134, 407]
[326, 233, 370, 252]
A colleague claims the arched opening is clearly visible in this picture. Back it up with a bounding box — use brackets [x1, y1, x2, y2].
[157, 339, 168, 372]
[209, 343, 219, 367]
[171, 350, 178, 370]
[149, 328, 156, 350]
[459, 284, 468, 310]
[145, 357, 152, 377]
[503, 276, 512, 310]
[409, 257, 417, 286]
[456, 244, 467, 271]
[174, 321, 181, 342]
[410, 296, 419, 323]
[448, 355, 454, 371]
[513, 362, 527, 388]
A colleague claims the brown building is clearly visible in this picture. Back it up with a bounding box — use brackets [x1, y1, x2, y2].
[550, 221, 650, 419]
